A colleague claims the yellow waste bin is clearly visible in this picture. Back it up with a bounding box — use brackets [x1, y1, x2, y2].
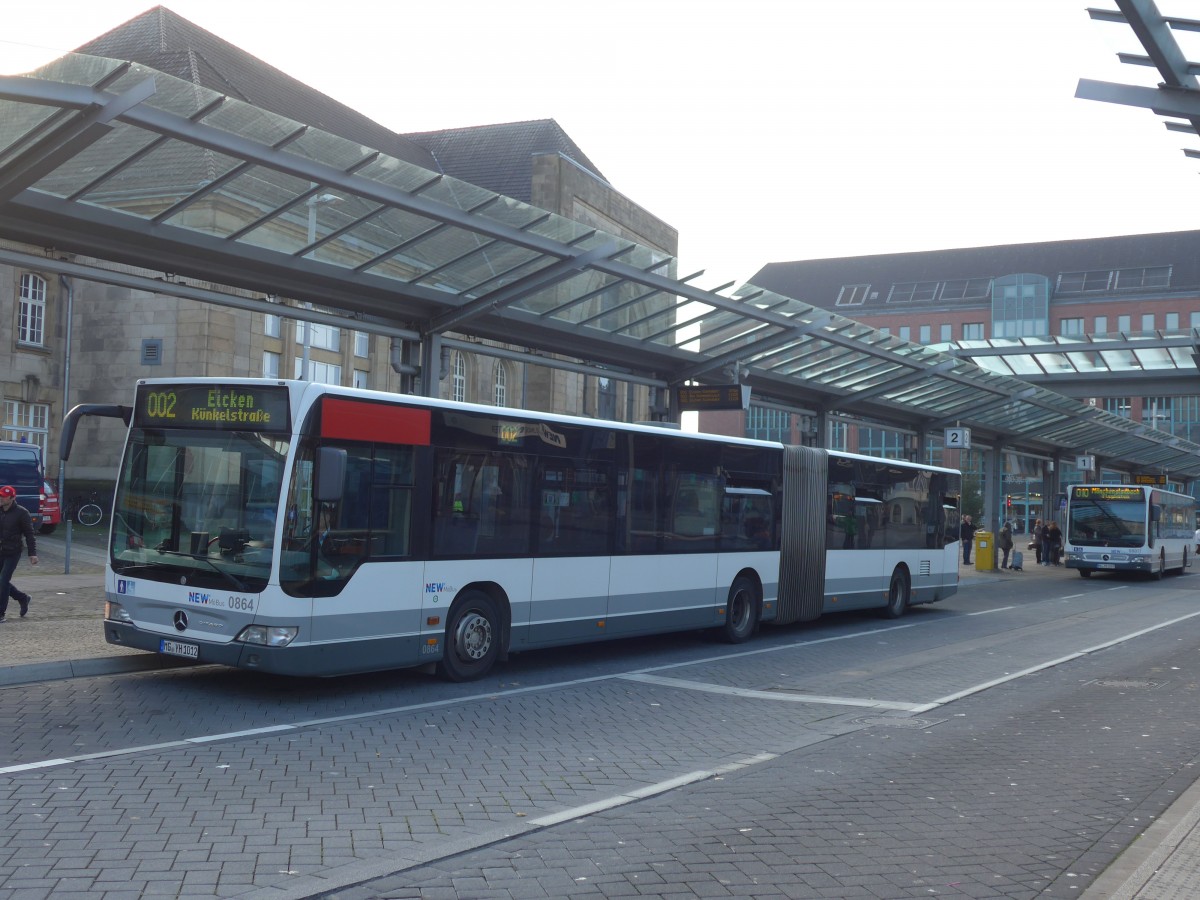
[974, 531, 995, 570]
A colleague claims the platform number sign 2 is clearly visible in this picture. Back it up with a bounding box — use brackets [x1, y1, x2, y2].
[944, 427, 971, 450]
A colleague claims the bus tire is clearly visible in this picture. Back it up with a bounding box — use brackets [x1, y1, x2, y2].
[1078, 568, 1092, 578]
[882, 567, 910, 619]
[721, 576, 760, 644]
[1173, 549, 1188, 576]
[1153, 553, 1165, 580]
[438, 590, 500, 682]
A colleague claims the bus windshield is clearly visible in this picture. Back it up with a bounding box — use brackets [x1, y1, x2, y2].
[110, 428, 290, 592]
[1067, 496, 1147, 548]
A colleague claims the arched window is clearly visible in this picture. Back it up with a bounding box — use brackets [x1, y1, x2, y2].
[493, 362, 507, 407]
[18, 273, 46, 347]
[452, 353, 466, 402]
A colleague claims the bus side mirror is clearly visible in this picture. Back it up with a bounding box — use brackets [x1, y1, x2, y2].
[315, 446, 346, 502]
[1151, 505, 1162, 522]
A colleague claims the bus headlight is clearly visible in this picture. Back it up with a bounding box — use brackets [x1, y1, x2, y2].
[236, 625, 299, 647]
[105, 601, 133, 623]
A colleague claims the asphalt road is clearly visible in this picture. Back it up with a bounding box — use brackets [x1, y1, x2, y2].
[2, 562, 1199, 898]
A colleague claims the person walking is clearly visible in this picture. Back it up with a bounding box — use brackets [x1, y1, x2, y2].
[0, 484, 38, 622]
[1046, 520, 1063, 566]
[1032, 518, 1045, 565]
[960, 514, 976, 565]
[999, 519, 1014, 569]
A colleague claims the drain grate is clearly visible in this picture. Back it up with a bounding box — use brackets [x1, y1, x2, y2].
[1088, 678, 1164, 689]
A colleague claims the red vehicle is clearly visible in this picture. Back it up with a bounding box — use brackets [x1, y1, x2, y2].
[39, 480, 61, 534]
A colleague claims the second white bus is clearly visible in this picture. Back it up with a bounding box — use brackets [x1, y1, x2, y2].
[1065, 483, 1195, 579]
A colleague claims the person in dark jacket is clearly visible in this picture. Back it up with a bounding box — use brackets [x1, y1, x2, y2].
[960, 514, 976, 565]
[999, 520, 1014, 569]
[1045, 520, 1063, 566]
[0, 484, 38, 622]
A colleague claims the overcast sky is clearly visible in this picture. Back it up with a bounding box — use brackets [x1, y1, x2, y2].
[3, 1, 1198, 290]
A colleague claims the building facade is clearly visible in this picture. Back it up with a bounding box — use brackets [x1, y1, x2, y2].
[743, 229, 1200, 523]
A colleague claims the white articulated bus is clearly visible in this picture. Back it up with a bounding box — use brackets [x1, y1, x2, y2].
[68, 379, 962, 680]
[1065, 483, 1195, 579]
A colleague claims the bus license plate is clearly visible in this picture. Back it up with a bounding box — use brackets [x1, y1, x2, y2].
[1098, 563, 1116, 569]
[160, 639, 199, 659]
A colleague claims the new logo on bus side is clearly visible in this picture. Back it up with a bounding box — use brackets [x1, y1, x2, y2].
[425, 582, 456, 602]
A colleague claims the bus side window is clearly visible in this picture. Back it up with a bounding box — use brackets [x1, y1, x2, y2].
[372, 445, 415, 557]
[667, 475, 719, 551]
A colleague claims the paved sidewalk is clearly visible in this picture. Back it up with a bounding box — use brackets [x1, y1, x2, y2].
[2, 537, 1198, 898]
[0, 535, 172, 685]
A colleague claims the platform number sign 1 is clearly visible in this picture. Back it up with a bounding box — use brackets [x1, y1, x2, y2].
[944, 427, 971, 450]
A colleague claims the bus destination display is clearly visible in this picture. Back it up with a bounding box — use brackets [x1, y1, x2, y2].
[1072, 485, 1144, 502]
[134, 384, 291, 432]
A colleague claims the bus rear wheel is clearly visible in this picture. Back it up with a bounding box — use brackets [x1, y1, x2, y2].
[882, 567, 910, 619]
[721, 576, 760, 644]
[438, 590, 500, 682]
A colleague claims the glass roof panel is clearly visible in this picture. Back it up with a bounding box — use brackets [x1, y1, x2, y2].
[353, 154, 453, 195]
[515, 269, 627, 320]
[106, 62, 220, 120]
[27, 123, 162, 200]
[0, 101, 61, 164]
[420, 244, 559, 296]
[18, 51, 126, 88]
[1059, 351, 1103, 372]
[202, 102, 305, 150]
[1131, 347, 1175, 369]
[211, 167, 313, 250]
[417, 175, 502, 216]
[282, 127, 388, 176]
[1098, 349, 1143, 369]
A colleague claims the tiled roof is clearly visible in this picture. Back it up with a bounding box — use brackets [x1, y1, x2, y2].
[751, 229, 1200, 311]
[406, 119, 608, 204]
[74, 5, 440, 172]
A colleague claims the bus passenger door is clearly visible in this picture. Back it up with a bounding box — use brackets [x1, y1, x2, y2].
[608, 472, 721, 635]
[524, 463, 613, 647]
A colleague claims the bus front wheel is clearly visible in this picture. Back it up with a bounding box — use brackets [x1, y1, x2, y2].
[882, 567, 910, 619]
[438, 590, 500, 682]
[721, 576, 760, 644]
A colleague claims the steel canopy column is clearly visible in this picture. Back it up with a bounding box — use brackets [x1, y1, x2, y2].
[985, 445, 1002, 535]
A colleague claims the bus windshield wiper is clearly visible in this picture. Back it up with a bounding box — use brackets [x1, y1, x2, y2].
[153, 547, 247, 591]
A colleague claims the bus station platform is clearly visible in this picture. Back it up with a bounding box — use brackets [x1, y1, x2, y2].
[0, 538, 1193, 899]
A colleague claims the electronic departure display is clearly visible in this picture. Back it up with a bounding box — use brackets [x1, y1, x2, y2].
[133, 384, 291, 432]
[1071, 485, 1144, 502]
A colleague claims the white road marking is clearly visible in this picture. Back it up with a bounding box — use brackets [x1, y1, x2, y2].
[622, 673, 930, 711]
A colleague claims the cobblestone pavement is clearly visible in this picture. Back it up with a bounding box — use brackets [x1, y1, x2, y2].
[3, 545, 1200, 898]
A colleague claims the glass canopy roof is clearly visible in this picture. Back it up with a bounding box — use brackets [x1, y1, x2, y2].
[3, 51, 1200, 478]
